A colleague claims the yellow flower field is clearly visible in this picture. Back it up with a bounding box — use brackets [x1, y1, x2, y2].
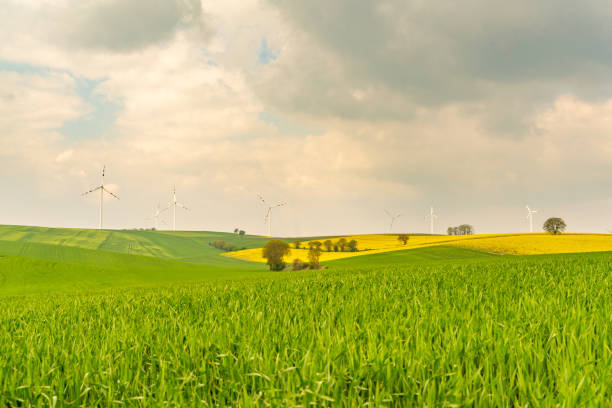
[223, 233, 612, 263]
[450, 233, 612, 255]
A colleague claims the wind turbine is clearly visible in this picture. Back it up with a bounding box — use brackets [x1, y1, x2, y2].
[425, 205, 437, 235]
[147, 203, 168, 230]
[82, 165, 119, 230]
[526, 205, 538, 233]
[384, 210, 402, 233]
[258, 194, 286, 236]
[167, 185, 188, 231]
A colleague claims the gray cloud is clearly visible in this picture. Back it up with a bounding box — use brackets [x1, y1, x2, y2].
[57, 0, 209, 52]
[260, 0, 612, 123]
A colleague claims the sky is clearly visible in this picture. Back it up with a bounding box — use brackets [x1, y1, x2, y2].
[2, 0, 612, 236]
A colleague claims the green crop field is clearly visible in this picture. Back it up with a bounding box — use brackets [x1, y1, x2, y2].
[0, 225, 611, 406]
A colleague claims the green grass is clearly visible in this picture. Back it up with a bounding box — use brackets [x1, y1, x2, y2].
[0, 224, 273, 265]
[0, 225, 611, 406]
[325, 245, 498, 267]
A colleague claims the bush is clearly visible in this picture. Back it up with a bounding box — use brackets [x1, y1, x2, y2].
[209, 240, 240, 252]
[291, 259, 309, 271]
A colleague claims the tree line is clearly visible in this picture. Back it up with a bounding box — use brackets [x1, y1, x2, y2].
[447, 224, 474, 235]
[209, 240, 247, 252]
[294, 238, 359, 252]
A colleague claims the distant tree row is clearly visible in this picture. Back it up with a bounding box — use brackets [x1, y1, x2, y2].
[209, 240, 246, 252]
[295, 238, 359, 252]
[233, 228, 246, 235]
[447, 224, 474, 235]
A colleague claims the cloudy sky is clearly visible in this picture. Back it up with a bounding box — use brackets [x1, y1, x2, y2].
[2, 0, 612, 236]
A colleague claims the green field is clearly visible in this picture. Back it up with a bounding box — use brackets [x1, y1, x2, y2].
[0, 225, 610, 406]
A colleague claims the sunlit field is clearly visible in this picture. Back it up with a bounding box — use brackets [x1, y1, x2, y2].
[1, 225, 611, 405]
[225, 232, 612, 263]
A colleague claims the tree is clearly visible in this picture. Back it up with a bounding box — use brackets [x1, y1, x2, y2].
[543, 217, 566, 235]
[337, 238, 348, 252]
[262, 240, 291, 271]
[239, 230, 245, 236]
[308, 243, 322, 268]
[458, 224, 474, 235]
[294, 240, 301, 249]
[234, 228, 239, 234]
[397, 234, 409, 245]
[447, 227, 454, 235]
[347, 239, 358, 252]
[323, 239, 333, 252]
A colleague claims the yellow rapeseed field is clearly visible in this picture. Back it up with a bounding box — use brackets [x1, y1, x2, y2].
[450, 233, 612, 255]
[224, 233, 612, 263]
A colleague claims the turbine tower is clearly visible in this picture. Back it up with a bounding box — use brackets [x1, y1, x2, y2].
[147, 203, 168, 230]
[258, 194, 286, 236]
[426, 205, 437, 235]
[167, 185, 189, 231]
[384, 210, 401, 233]
[82, 165, 119, 230]
[526, 205, 538, 233]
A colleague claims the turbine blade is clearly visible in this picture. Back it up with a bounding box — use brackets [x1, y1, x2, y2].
[257, 194, 267, 205]
[82, 186, 102, 196]
[177, 203, 189, 210]
[274, 202, 287, 208]
[103, 188, 120, 200]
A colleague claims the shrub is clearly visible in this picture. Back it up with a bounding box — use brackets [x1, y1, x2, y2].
[291, 259, 309, 271]
[209, 240, 240, 252]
